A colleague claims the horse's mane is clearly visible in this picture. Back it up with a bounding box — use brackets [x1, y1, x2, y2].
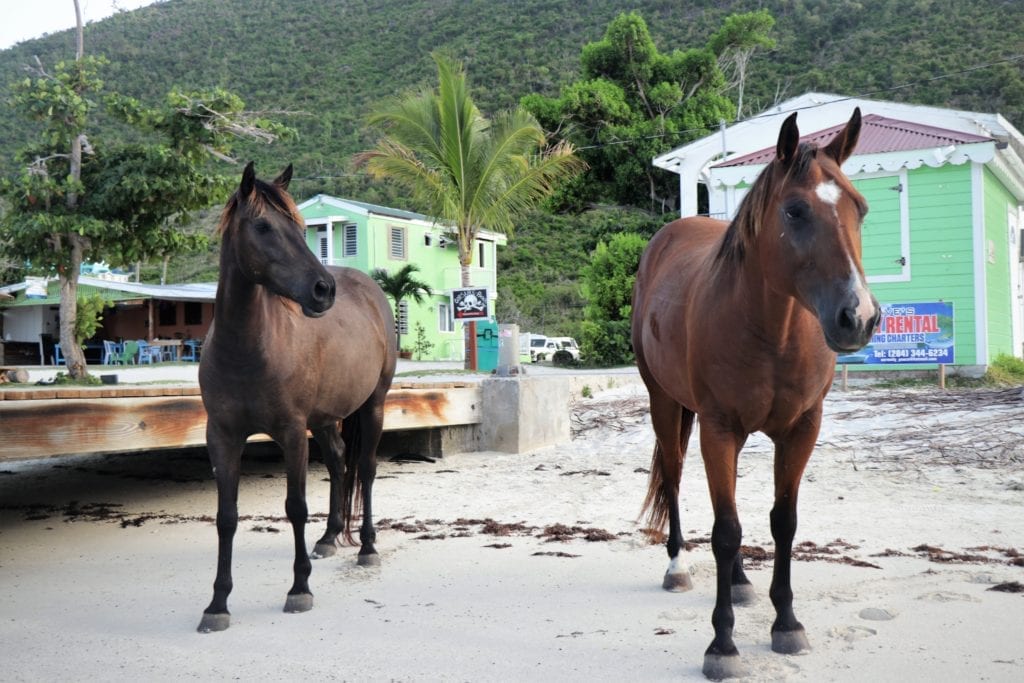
[715, 141, 818, 266]
[217, 178, 305, 236]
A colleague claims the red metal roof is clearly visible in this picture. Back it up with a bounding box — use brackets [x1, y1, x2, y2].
[713, 114, 993, 168]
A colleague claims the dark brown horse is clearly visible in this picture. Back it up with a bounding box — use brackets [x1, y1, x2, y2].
[197, 163, 396, 632]
[632, 110, 878, 679]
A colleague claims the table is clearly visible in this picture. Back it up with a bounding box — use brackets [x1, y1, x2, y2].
[148, 339, 183, 362]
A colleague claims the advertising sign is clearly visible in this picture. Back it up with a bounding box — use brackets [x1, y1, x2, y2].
[451, 287, 489, 321]
[837, 301, 954, 365]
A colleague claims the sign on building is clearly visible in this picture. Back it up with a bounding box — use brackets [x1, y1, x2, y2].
[451, 287, 489, 321]
[838, 301, 954, 365]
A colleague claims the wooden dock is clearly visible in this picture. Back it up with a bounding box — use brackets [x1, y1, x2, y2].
[0, 381, 481, 462]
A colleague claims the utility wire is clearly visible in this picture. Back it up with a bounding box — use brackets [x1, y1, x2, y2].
[296, 53, 1024, 178]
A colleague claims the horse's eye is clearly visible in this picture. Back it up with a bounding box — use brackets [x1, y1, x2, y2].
[783, 204, 805, 221]
[253, 220, 272, 234]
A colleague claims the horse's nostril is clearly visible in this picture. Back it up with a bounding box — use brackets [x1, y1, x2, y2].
[837, 306, 857, 331]
[313, 279, 333, 302]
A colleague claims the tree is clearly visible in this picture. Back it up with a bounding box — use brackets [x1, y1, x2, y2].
[708, 10, 776, 119]
[0, 5, 292, 379]
[357, 51, 585, 368]
[521, 11, 739, 213]
[579, 232, 648, 366]
[370, 263, 434, 353]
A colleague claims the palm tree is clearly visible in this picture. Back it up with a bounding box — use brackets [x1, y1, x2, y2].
[356, 51, 585, 368]
[371, 264, 434, 355]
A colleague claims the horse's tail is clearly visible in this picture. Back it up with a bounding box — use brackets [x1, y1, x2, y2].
[340, 415, 363, 546]
[640, 441, 674, 537]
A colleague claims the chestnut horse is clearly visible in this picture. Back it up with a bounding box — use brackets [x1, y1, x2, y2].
[631, 110, 878, 678]
[197, 163, 396, 632]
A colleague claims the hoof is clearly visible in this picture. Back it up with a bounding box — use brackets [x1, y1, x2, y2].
[731, 582, 757, 606]
[357, 552, 381, 567]
[662, 570, 693, 592]
[772, 627, 811, 654]
[197, 612, 230, 633]
[311, 541, 338, 559]
[702, 653, 746, 680]
[284, 593, 313, 613]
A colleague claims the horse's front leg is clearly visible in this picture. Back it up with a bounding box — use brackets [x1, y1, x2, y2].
[278, 427, 314, 613]
[310, 424, 344, 559]
[768, 411, 820, 655]
[197, 424, 245, 633]
[699, 420, 748, 680]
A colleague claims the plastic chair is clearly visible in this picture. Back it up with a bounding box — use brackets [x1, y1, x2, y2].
[118, 340, 140, 365]
[53, 343, 66, 366]
[136, 340, 162, 364]
[182, 339, 201, 362]
[102, 340, 122, 365]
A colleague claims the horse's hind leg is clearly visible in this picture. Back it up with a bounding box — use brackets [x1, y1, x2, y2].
[279, 427, 315, 614]
[310, 423, 344, 559]
[646, 388, 694, 592]
[197, 426, 245, 633]
[345, 390, 387, 566]
[731, 551, 757, 606]
[768, 413, 819, 655]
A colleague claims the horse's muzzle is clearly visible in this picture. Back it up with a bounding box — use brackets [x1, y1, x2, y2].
[823, 292, 880, 353]
[302, 277, 336, 318]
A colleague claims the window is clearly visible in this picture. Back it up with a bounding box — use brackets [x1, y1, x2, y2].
[158, 301, 177, 326]
[184, 301, 203, 326]
[851, 172, 910, 283]
[424, 233, 433, 247]
[397, 300, 409, 336]
[438, 302, 453, 332]
[317, 228, 329, 265]
[389, 226, 407, 260]
[478, 241, 485, 268]
[342, 223, 358, 257]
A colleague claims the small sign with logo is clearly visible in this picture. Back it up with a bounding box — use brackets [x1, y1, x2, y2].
[451, 287, 489, 321]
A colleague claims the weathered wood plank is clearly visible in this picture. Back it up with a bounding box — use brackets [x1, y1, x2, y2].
[0, 386, 481, 462]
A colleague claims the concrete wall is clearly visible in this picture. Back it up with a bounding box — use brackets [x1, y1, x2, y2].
[479, 376, 571, 453]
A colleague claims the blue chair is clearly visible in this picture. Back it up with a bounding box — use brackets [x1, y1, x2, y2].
[182, 339, 201, 362]
[136, 340, 162, 364]
[53, 343, 66, 366]
[102, 340, 122, 365]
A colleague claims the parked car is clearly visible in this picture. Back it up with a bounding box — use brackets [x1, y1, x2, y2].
[538, 336, 580, 362]
[520, 334, 548, 363]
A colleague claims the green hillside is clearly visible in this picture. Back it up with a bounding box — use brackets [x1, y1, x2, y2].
[1, 0, 1020, 197]
[1, 0, 1021, 333]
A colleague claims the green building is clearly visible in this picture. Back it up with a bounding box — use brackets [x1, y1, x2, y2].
[297, 194, 506, 361]
[654, 93, 1024, 374]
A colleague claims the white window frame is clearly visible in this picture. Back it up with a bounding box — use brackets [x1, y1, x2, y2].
[316, 228, 330, 265]
[342, 222, 358, 257]
[397, 300, 409, 336]
[858, 169, 911, 284]
[389, 225, 407, 260]
[438, 301, 453, 332]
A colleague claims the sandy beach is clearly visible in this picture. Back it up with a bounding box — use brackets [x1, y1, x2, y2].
[1, 377, 1022, 681]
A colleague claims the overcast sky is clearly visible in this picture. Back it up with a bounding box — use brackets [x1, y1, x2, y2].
[0, 0, 158, 51]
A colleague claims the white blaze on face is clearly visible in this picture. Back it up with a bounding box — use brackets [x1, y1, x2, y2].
[815, 180, 842, 209]
[848, 257, 876, 323]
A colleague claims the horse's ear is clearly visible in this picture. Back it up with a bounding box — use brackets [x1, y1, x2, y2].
[239, 161, 256, 199]
[824, 107, 862, 165]
[776, 112, 800, 166]
[273, 164, 293, 191]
